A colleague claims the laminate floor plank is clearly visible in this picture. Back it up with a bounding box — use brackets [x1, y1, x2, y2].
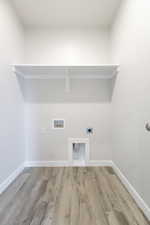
[0, 167, 149, 225]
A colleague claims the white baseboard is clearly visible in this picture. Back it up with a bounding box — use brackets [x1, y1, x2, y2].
[112, 162, 150, 221]
[25, 160, 113, 167]
[25, 161, 69, 167]
[87, 160, 113, 167]
[0, 163, 25, 195]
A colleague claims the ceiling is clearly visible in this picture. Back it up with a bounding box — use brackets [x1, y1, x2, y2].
[12, 0, 121, 28]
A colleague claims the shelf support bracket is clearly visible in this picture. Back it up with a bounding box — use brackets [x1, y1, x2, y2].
[65, 69, 71, 93]
[12, 66, 26, 78]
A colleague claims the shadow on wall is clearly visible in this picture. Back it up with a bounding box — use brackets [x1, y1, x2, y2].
[17, 76, 117, 103]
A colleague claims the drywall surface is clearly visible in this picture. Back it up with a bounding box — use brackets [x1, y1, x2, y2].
[0, 0, 25, 185]
[111, 0, 150, 206]
[26, 103, 112, 161]
[25, 27, 111, 64]
[23, 78, 114, 103]
[24, 27, 113, 162]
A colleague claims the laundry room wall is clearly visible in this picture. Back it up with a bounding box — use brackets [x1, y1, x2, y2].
[0, 0, 25, 186]
[24, 27, 113, 162]
[25, 27, 111, 65]
[111, 0, 150, 206]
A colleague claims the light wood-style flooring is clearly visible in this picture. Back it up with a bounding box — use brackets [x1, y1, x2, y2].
[0, 167, 149, 225]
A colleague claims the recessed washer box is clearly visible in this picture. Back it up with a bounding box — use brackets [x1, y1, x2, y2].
[68, 138, 89, 166]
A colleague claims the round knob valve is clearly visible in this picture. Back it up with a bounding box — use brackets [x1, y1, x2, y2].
[145, 123, 150, 132]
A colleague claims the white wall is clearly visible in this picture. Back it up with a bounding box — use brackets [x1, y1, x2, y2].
[26, 103, 112, 162]
[24, 27, 113, 162]
[0, 0, 25, 185]
[111, 0, 150, 206]
[25, 27, 111, 65]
